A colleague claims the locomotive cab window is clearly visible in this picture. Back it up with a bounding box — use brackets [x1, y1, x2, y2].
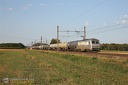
[96, 41, 99, 44]
[92, 41, 99, 44]
[92, 41, 95, 44]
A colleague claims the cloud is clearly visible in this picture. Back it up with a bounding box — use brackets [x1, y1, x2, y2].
[114, 14, 128, 25]
[22, 3, 32, 10]
[68, 3, 74, 6]
[124, 15, 128, 19]
[114, 20, 128, 25]
[27, 3, 32, 7]
[0, 7, 14, 11]
[40, 3, 48, 7]
[8, 8, 13, 11]
[120, 20, 127, 24]
[120, 15, 128, 19]
[85, 21, 89, 26]
[114, 20, 120, 25]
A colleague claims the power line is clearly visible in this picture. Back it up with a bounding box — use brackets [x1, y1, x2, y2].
[61, 0, 108, 28]
[87, 24, 128, 35]
[72, 0, 108, 21]
[59, 26, 86, 38]
[61, 23, 128, 38]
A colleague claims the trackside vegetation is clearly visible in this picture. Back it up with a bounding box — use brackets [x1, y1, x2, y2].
[100, 43, 128, 51]
[0, 49, 128, 85]
[0, 43, 26, 49]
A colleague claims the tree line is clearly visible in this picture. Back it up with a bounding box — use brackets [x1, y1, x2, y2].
[0, 43, 26, 49]
[100, 43, 128, 51]
[32, 38, 60, 46]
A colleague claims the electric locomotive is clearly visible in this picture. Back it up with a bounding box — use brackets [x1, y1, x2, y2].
[67, 38, 100, 52]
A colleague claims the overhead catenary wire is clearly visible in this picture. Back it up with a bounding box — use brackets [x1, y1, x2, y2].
[59, 22, 128, 40]
[58, 0, 109, 41]
[61, 0, 108, 29]
[87, 24, 128, 36]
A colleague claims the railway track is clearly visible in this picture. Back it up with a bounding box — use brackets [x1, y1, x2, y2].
[45, 50, 128, 58]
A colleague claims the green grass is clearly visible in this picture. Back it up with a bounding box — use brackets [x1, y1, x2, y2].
[0, 49, 128, 85]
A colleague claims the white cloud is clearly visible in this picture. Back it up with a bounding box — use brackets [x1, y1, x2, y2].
[85, 21, 89, 26]
[22, 3, 32, 10]
[40, 3, 48, 7]
[114, 20, 128, 25]
[114, 20, 120, 25]
[8, 8, 13, 11]
[120, 20, 127, 24]
[103, 22, 107, 26]
[68, 3, 74, 6]
[0, 7, 14, 11]
[114, 14, 128, 25]
[120, 15, 128, 19]
[124, 15, 128, 19]
[27, 3, 32, 7]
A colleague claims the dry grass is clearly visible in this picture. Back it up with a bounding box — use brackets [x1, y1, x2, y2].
[100, 50, 128, 54]
[0, 49, 128, 85]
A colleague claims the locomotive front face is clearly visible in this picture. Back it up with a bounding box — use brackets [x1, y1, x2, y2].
[91, 39, 100, 51]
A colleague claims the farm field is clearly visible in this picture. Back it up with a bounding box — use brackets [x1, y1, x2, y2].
[0, 49, 128, 85]
[99, 50, 128, 54]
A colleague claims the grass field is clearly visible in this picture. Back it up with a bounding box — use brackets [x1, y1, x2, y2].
[100, 50, 128, 54]
[0, 49, 128, 85]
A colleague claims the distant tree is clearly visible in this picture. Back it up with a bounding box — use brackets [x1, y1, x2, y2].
[100, 43, 128, 51]
[50, 38, 60, 44]
[0, 43, 25, 49]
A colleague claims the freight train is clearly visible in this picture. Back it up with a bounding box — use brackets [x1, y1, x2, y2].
[32, 38, 100, 52]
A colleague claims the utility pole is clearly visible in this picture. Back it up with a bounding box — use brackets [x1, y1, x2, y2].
[41, 36, 43, 49]
[31, 42, 33, 46]
[84, 26, 86, 39]
[41, 36, 42, 44]
[57, 26, 59, 51]
[35, 40, 36, 44]
[45, 38, 47, 44]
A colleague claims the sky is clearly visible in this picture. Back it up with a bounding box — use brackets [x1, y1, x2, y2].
[0, 0, 128, 45]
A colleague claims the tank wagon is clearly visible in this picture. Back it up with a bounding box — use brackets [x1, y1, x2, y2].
[49, 42, 68, 50]
[43, 44, 49, 50]
[49, 44, 57, 50]
[32, 38, 100, 52]
[32, 44, 49, 50]
[32, 46, 41, 50]
[58, 42, 68, 50]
